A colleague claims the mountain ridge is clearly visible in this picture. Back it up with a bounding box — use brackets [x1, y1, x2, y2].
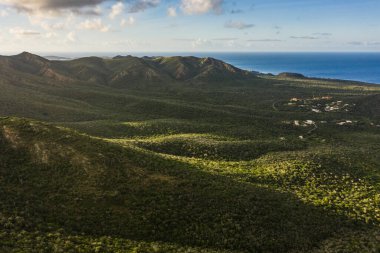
[0, 52, 254, 87]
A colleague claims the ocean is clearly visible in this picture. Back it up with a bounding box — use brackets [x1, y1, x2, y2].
[206, 52, 380, 84]
[47, 52, 380, 84]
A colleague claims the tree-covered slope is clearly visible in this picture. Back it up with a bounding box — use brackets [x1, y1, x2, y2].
[0, 117, 378, 253]
[0, 53, 379, 252]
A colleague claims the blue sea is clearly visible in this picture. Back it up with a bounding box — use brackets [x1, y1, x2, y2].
[48, 52, 380, 84]
[204, 52, 380, 84]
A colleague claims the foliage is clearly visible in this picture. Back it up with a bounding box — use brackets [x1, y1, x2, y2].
[0, 53, 379, 252]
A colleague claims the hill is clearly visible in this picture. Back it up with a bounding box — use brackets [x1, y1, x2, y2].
[0, 52, 253, 88]
[278, 72, 306, 78]
[1, 117, 378, 252]
[152, 56, 252, 81]
[0, 52, 379, 252]
[0, 52, 71, 82]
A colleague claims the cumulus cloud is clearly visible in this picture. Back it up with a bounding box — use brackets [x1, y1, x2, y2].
[128, 0, 160, 13]
[109, 2, 124, 19]
[79, 18, 110, 32]
[191, 38, 212, 48]
[9, 27, 40, 35]
[0, 0, 159, 16]
[93, 6, 103, 15]
[66, 31, 77, 42]
[120, 16, 135, 27]
[40, 22, 66, 31]
[0, 9, 9, 17]
[0, 0, 105, 15]
[181, 0, 223, 15]
[167, 7, 177, 17]
[44, 32, 58, 39]
[225, 21, 254, 30]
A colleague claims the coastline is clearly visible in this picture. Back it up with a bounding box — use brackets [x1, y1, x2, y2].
[6, 51, 380, 85]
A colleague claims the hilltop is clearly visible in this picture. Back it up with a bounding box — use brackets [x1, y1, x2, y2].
[0, 52, 379, 252]
[278, 72, 306, 78]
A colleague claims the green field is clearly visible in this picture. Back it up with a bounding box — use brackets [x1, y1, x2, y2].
[0, 53, 379, 252]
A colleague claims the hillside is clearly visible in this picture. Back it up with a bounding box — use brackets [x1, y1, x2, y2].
[0, 53, 379, 252]
[0, 52, 253, 88]
[1, 117, 379, 252]
[277, 72, 306, 79]
[152, 56, 251, 81]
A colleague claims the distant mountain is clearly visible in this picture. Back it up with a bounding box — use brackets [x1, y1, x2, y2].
[0, 52, 71, 82]
[152, 56, 251, 81]
[43, 56, 72, 61]
[0, 52, 254, 88]
[278, 72, 306, 79]
[0, 52, 49, 75]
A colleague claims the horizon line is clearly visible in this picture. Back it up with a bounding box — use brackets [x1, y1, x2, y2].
[2, 51, 380, 56]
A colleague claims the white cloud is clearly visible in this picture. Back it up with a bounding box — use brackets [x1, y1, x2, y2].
[27, 13, 75, 33]
[40, 22, 66, 31]
[67, 31, 76, 42]
[120, 17, 136, 27]
[93, 6, 102, 15]
[44, 32, 58, 39]
[0, 0, 106, 15]
[181, 0, 223, 15]
[0, 0, 160, 16]
[192, 38, 212, 48]
[225, 21, 254, 30]
[167, 7, 177, 17]
[79, 18, 110, 32]
[9, 27, 40, 36]
[0, 9, 9, 17]
[109, 2, 124, 19]
[128, 0, 160, 13]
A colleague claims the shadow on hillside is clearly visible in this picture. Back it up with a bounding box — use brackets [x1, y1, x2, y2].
[0, 120, 373, 252]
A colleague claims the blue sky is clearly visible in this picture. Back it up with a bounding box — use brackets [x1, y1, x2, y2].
[0, 0, 379, 53]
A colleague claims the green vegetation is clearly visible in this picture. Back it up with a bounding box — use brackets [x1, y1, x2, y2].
[0, 53, 379, 252]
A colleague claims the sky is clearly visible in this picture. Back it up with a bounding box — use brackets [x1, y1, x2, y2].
[0, 0, 380, 53]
